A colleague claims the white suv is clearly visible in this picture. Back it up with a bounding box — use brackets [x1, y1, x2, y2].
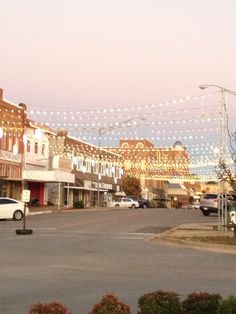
[200, 193, 235, 216]
[0, 197, 29, 220]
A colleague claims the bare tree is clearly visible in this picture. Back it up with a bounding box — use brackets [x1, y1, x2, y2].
[217, 160, 236, 193]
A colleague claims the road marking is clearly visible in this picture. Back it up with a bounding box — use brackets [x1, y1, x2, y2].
[26, 231, 154, 240]
[113, 236, 145, 240]
[0, 227, 56, 230]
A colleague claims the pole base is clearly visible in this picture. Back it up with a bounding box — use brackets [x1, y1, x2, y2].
[16, 229, 33, 235]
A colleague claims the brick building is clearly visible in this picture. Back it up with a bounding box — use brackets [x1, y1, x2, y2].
[0, 88, 26, 199]
[49, 131, 124, 207]
[106, 139, 200, 206]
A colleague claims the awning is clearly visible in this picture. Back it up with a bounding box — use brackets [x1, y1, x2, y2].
[167, 183, 188, 196]
[23, 170, 75, 183]
[115, 191, 126, 196]
[64, 185, 108, 192]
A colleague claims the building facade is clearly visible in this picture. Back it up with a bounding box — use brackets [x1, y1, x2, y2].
[0, 88, 26, 199]
[22, 119, 75, 206]
[106, 139, 200, 206]
[50, 131, 124, 207]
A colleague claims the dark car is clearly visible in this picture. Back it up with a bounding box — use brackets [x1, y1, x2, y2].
[126, 196, 150, 208]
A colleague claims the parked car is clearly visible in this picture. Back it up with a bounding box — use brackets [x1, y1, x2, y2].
[126, 196, 150, 208]
[188, 200, 200, 210]
[110, 197, 139, 209]
[199, 193, 235, 216]
[0, 197, 29, 220]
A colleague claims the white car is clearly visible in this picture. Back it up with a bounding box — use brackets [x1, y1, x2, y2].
[111, 197, 139, 209]
[0, 197, 29, 220]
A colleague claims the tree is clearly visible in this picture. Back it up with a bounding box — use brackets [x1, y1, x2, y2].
[217, 160, 236, 193]
[121, 175, 142, 196]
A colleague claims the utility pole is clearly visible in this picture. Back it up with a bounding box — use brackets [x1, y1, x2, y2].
[96, 116, 146, 208]
[199, 84, 236, 229]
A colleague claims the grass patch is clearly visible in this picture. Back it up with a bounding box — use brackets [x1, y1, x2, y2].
[182, 236, 236, 246]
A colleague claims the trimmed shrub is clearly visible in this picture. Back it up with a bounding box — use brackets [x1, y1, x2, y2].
[218, 295, 236, 313]
[150, 200, 167, 208]
[156, 201, 167, 208]
[138, 290, 182, 314]
[73, 200, 84, 208]
[89, 294, 131, 314]
[182, 291, 221, 314]
[28, 301, 71, 314]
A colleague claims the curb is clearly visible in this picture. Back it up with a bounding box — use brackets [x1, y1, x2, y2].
[29, 210, 53, 216]
[149, 224, 236, 254]
[151, 235, 236, 254]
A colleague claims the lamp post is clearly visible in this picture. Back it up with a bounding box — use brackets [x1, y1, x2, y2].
[96, 116, 146, 207]
[199, 84, 236, 229]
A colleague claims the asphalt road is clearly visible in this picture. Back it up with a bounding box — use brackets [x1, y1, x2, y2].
[0, 207, 235, 314]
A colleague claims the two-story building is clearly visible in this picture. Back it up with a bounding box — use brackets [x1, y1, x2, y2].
[49, 130, 124, 207]
[22, 120, 75, 207]
[0, 88, 26, 199]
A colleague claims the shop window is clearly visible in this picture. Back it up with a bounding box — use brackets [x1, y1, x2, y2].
[27, 140, 31, 153]
[34, 142, 38, 154]
[41, 144, 45, 155]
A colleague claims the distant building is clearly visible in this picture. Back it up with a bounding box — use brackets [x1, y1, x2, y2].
[105, 139, 200, 206]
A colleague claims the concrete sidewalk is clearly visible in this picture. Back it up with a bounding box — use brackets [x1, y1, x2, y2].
[28, 205, 113, 215]
[151, 222, 236, 254]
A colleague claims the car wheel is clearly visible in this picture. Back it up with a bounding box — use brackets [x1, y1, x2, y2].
[202, 210, 210, 216]
[142, 204, 147, 209]
[115, 204, 119, 208]
[13, 210, 23, 221]
[131, 204, 135, 209]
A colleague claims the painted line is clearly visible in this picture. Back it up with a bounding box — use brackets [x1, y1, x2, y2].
[0, 227, 56, 230]
[113, 236, 145, 240]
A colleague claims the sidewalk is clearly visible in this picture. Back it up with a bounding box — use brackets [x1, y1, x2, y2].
[29, 205, 55, 215]
[150, 222, 236, 254]
[28, 205, 113, 215]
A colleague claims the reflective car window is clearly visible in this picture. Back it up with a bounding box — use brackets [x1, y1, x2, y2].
[0, 199, 17, 204]
[204, 194, 217, 199]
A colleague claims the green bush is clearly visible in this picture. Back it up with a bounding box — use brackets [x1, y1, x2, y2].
[28, 301, 71, 314]
[138, 290, 182, 314]
[156, 201, 167, 208]
[218, 295, 236, 313]
[73, 200, 84, 208]
[150, 200, 167, 208]
[89, 294, 131, 314]
[182, 291, 221, 314]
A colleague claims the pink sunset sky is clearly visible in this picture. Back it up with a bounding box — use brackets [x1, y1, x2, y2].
[1, 0, 236, 179]
[1, 0, 236, 110]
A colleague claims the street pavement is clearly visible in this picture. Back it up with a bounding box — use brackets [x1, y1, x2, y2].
[1, 206, 236, 314]
[30, 206, 236, 254]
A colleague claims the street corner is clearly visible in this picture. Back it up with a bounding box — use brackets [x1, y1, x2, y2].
[148, 223, 236, 254]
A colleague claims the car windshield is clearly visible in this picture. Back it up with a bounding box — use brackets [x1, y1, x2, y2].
[203, 194, 217, 199]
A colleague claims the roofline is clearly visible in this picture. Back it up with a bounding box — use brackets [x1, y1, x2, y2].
[67, 135, 122, 158]
[2, 98, 24, 110]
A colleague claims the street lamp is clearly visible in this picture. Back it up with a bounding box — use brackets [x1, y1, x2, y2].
[199, 84, 236, 96]
[97, 116, 146, 207]
[199, 84, 236, 229]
